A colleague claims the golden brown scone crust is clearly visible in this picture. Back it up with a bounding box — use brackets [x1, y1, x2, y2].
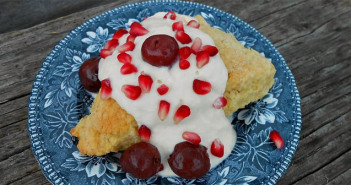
[71, 15, 276, 156]
[70, 91, 140, 156]
[195, 15, 276, 116]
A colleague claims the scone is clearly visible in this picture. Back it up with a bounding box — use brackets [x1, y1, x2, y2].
[70, 90, 140, 156]
[195, 15, 276, 116]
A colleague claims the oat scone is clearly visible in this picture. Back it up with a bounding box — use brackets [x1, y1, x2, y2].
[70, 91, 140, 156]
[195, 15, 276, 116]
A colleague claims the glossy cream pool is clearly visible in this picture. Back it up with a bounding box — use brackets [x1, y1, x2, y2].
[98, 12, 236, 176]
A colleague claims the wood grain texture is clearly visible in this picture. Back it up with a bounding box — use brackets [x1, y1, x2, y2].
[0, 0, 350, 184]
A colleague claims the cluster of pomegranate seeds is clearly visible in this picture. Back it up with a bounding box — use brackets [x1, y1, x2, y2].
[158, 100, 170, 121]
[193, 79, 212, 95]
[100, 79, 112, 100]
[100, 23, 153, 100]
[157, 84, 169, 95]
[213, 97, 227, 109]
[163, 10, 176, 20]
[269, 130, 284, 149]
[174, 105, 191, 124]
[211, 138, 224, 158]
[121, 85, 142, 100]
[138, 73, 153, 93]
[182, 131, 201, 145]
[138, 125, 151, 142]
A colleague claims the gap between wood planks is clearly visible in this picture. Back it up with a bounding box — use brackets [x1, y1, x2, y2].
[10, 170, 50, 185]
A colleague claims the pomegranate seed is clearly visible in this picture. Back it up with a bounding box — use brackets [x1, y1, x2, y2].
[157, 84, 169, 95]
[182, 131, 201, 145]
[120, 63, 138, 75]
[175, 31, 192, 44]
[100, 79, 112, 100]
[142, 17, 148, 21]
[118, 41, 135, 53]
[179, 46, 192, 59]
[179, 59, 190, 70]
[196, 51, 210, 68]
[158, 100, 170, 121]
[117, 53, 132, 63]
[269, 130, 284, 149]
[121, 85, 142, 100]
[187, 20, 200, 29]
[138, 73, 153, 93]
[138, 125, 151, 142]
[213, 97, 227, 109]
[163, 10, 176, 20]
[100, 49, 113, 59]
[191, 37, 202, 54]
[130, 22, 149, 36]
[112, 29, 128, 39]
[172, 21, 184, 32]
[193, 79, 211, 95]
[103, 39, 119, 50]
[126, 34, 136, 43]
[211, 138, 224, 158]
[202, 45, 219, 56]
[173, 105, 191, 124]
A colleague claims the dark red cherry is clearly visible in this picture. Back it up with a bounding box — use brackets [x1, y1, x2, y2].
[141, 34, 179, 67]
[168, 141, 210, 179]
[79, 57, 101, 92]
[120, 142, 163, 179]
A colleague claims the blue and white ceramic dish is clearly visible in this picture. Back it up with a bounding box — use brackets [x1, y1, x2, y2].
[28, 1, 301, 184]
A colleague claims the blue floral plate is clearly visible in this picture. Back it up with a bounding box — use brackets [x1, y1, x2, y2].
[28, 1, 301, 184]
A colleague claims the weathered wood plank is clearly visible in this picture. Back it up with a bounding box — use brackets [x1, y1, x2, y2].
[301, 90, 351, 139]
[0, 0, 138, 34]
[328, 168, 351, 185]
[0, 95, 29, 128]
[0, 120, 30, 161]
[294, 149, 351, 184]
[278, 110, 351, 184]
[255, 0, 351, 47]
[0, 148, 41, 184]
[10, 170, 50, 185]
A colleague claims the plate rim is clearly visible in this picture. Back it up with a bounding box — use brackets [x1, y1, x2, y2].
[27, 1, 302, 184]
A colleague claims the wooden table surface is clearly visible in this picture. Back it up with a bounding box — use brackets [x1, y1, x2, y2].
[1, 0, 350, 184]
